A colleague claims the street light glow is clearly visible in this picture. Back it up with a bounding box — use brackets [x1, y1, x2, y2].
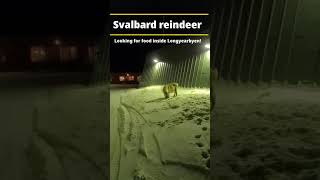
[153, 59, 159, 63]
[205, 44, 210, 49]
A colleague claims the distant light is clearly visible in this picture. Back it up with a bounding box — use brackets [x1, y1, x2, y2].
[205, 44, 210, 49]
[153, 59, 159, 63]
[119, 76, 125, 81]
[54, 39, 61, 45]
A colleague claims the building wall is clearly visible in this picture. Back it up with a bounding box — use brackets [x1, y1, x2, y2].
[140, 44, 210, 88]
[1, 38, 97, 65]
[211, 0, 320, 84]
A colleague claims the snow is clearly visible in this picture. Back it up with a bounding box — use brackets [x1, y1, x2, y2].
[2, 81, 317, 180]
[0, 85, 108, 180]
[212, 82, 320, 180]
[110, 85, 210, 180]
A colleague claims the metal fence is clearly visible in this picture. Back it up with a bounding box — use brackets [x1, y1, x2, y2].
[211, 0, 320, 84]
[140, 43, 210, 88]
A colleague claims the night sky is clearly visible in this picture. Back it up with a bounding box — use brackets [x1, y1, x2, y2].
[110, 0, 214, 73]
[0, 0, 107, 37]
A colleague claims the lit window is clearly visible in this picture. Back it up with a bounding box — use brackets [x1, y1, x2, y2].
[30, 47, 47, 62]
[128, 76, 135, 81]
[119, 76, 125, 81]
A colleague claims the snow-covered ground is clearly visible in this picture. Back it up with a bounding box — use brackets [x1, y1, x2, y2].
[0, 85, 108, 180]
[110, 85, 210, 180]
[2, 81, 318, 180]
[212, 82, 320, 180]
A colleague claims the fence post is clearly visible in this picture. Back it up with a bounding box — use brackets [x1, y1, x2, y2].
[190, 56, 196, 88]
[260, 0, 277, 83]
[220, 0, 235, 81]
[214, 4, 226, 77]
[229, 0, 246, 81]
[272, 0, 288, 82]
[249, 0, 265, 82]
[186, 57, 192, 87]
[285, 0, 302, 83]
[238, 0, 255, 83]
[176, 60, 182, 84]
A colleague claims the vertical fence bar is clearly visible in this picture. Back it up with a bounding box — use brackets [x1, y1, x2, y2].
[180, 58, 185, 87]
[171, 63, 176, 83]
[160, 63, 164, 84]
[144, 64, 149, 86]
[184, 58, 189, 87]
[194, 56, 200, 88]
[260, 0, 277, 82]
[154, 64, 160, 85]
[285, 0, 302, 83]
[182, 58, 187, 87]
[155, 64, 159, 85]
[229, 0, 246, 80]
[164, 63, 169, 84]
[144, 62, 150, 86]
[176, 60, 182, 84]
[249, 0, 265, 82]
[238, 0, 255, 82]
[167, 63, 171, 84]
[173, 63, 178, 83]
[156, 63, 161, 85]
[148, 63, 152, 86]
[161, 63, 166, 84]
[190, 56, 196, 88]
[186, 57, 192, 87]
[168, 63, 173, 82]
[201, 54, 207, 88]
[214, 5, 226, 76]
[198, 54, 205, 88]
[272, 0, 288, 82]
[141, 64, 146, 86]
[189, 57, 194, 88]
[149, 64, 154, 85]
[220, 1, 235, 81]
[154, 64, 158, 85]
[174, 62, 180, 83]
[159, 63, 164, 84]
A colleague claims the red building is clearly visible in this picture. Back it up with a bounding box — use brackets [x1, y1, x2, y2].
[111, 72, 141, 84]
[0, 37, 98, 71]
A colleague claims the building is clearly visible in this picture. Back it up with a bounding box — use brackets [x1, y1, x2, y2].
[0, 37, 98, 72]
[111, 72, 141, 84]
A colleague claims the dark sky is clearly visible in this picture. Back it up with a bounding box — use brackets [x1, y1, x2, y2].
[110, 0, 214, 13]
[110, 0, 214, 73]
[0, 0, 107, 38]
